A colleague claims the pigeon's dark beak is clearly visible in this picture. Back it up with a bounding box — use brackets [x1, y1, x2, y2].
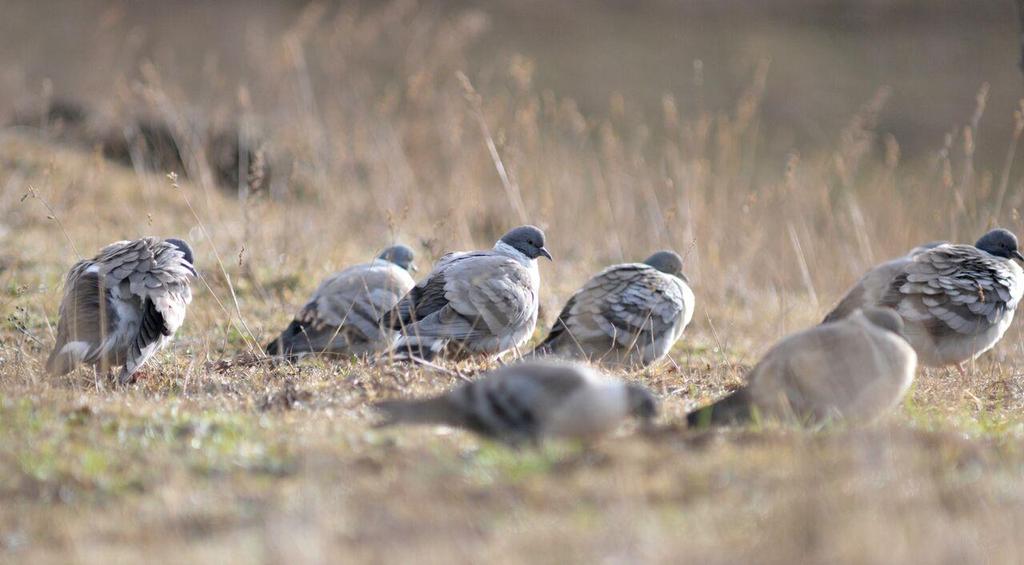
[1013, 250, 1024, 262]
[539, 247, 553, 261]
[410, 263, 419, 273]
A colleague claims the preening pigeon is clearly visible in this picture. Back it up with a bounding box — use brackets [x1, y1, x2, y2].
[374, 360, 658, 445]
[533, 250, 694, 368]
[687, 308, 917, 427]
[265, 245, 417, 358]
[381, 225, 551, 361]
[823, 229, 1024, 368]
[46, 237, 196, 384]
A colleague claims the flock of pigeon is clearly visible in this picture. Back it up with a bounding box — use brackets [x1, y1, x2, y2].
[44, 225, 1024, 445]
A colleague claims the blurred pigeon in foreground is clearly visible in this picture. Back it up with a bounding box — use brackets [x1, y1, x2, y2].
[46, 237, 196, 384]
[375, 360, 657, 445]
[265, 245, 417, 359]
[823, 229, 1024, 369]
[381, 225, 551, 361]
[688, 308, 916, 427]
[533, 250, 694, 368]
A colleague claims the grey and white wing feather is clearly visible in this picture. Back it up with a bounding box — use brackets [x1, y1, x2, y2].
[384, 252, 538, 357]
[882, 244, 1023, 337]
[537, 264, 692, 362]
[382, 252, 473, 330]
[46, 238, 194, 379]
[304, 261, 415, 341]
[102, 238, 195, 380]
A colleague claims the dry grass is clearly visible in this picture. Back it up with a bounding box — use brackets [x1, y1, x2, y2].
[4, 1, 1024, 563]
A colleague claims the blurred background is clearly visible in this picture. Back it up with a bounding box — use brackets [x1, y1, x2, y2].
[2, 0, 1018, 161]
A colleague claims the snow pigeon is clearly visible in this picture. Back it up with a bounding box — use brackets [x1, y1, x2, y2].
[374, 360, 658, 445]
[823, 229, 1024, 369]
[381, 225, 551, 361]
[264, 245, 417, 358]
[532, 250, 694, 368]
[46, 237, 196, 384]
[688, 308, 917, 427]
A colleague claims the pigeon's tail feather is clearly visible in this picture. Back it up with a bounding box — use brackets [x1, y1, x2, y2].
[374, 396, 463, 428]
[686, 388, 753, 427]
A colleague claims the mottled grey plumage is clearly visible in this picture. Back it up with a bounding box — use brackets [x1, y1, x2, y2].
[46, 237, 196, 384]
[375, 360, 657, 444]
[688, 308, 917, 427]
[265, 245, 417, 358]
[823, 229, 1024, 367]
[533, 250, 694, 368]
[382, 226, 551, 361]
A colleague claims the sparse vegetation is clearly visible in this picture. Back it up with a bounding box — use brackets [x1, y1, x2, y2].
[3, 1, 1024, 563]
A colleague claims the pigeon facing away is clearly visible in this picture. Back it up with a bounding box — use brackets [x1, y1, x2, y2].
[46, 237, 196, 384]
[374, 360, 658, 445]
[381, 225, 551, 361]
[533, 250, 695, 368]
[265, 245, 417, 358]
[687, 308, 917, 427]
[823, 229, 1024, 368]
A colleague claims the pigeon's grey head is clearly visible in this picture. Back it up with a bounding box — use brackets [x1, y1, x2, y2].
[501, 225, 552, 261]
[643, 250, 685, 277]
[975, 229, 1024, 261]
[625, 383, 659, 423]
[165, 238, 195, 266]
[378, 244, 417, 272]
[861, 307, 905, 337]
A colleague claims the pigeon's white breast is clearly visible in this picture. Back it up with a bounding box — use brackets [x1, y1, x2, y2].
[903, 315, 1013, 367]
[1007, 260, 1024, 307]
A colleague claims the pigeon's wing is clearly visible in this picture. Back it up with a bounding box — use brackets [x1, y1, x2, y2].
[823, 243, 943, 324]
[382, 252, 477, 329]
[572, 264, 689, 348]
[46, 260, 110, 375]
[424, 254, 537, 340]
[881, 244, 1023, 338]
[300, 262, 415, 341]
[123, 297, 170, 377]
[96, 238, 195, 378]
